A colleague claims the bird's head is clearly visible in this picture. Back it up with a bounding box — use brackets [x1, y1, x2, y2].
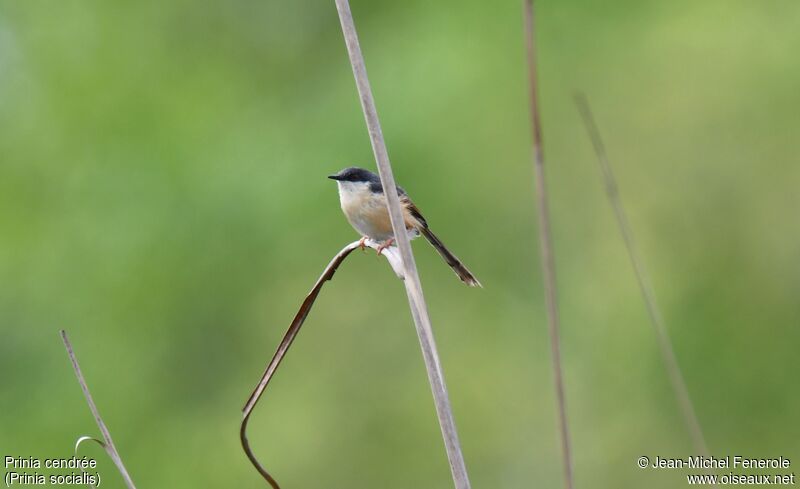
[328, 167, 383, 197]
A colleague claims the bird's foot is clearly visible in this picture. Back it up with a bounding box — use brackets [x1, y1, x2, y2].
[376, 238, 395, 256]
[358, 236, 368, 251]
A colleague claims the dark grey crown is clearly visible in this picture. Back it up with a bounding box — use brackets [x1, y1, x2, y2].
[327, 167, 380, 183]
[328, 166, 407, 195]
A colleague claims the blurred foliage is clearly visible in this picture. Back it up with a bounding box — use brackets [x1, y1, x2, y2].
[1, 0, 798, 488]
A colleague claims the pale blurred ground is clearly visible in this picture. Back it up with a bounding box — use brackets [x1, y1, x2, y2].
[1, 1, 798, 488]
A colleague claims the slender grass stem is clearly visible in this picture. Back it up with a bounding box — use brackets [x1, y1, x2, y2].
[334, 1, 471, 487]
[60, 330, 137, 489]
[574, 93, 711, 458]
[523, 2, 575, 489]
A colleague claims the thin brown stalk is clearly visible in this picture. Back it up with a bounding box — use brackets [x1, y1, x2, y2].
[334, 1, 471, 488]
[524, 2, 575, 489]
[60, 330, 137, 489]
[573, 93, 711, 458]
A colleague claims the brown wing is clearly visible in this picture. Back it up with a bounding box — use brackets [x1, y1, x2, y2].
[400, 194, 428, 230]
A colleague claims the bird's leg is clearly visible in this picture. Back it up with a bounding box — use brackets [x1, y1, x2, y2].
[376, 237, 395, 256]
[358, 236, 368, 251]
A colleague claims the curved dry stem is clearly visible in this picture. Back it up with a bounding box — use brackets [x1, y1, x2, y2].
[241, 239, 403, 488]
[75, 435, 106, 452]
[74, 436, 105, 489]
[60, 330, 137, 489]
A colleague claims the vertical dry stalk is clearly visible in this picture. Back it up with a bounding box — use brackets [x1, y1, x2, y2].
[523, 2, 575, 489]
[60, 330, 137, 489]
[573, 94, 711, 458]
[334, 1, 471, 488]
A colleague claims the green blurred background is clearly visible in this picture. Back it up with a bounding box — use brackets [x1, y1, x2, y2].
[1, 0, 798, 487]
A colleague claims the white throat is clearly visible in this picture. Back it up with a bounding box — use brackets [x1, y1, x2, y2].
[337, 180, 372, 207]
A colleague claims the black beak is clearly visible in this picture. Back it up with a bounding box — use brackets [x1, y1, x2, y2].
[328, 174, 343, 181]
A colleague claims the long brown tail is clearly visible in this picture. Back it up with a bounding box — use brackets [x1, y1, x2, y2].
[418, 227, 482, 287]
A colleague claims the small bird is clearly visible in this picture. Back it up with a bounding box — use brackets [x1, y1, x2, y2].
[328, 167, 481, 287]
